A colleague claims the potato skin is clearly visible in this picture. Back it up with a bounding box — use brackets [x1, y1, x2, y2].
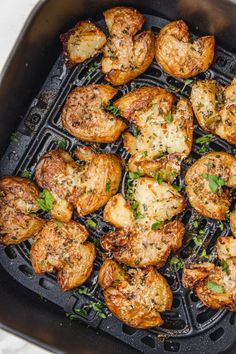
[98, 259, 173, 328]
[182, 236, 236, 311]
[0, 176, 44, 245]
[115, 86, 193, 179]
[61, 84, 126, 143]
[191, 78, 236, 144]
[35, 148, 122, 220]
[102, 7, 155, 85]
[155, 20, 215, 78]
[185, 152, 236, 220]
[101, 220, 185, 268]
[61, 21, 106, 66]
[31, 220, 95, 291]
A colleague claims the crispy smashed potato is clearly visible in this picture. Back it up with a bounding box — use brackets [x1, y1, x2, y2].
[101, 220, 184, 268]
[182, 236, 236, 311]
[191, 78, 236, 144]
[61, 84, 126, 143]
[98, 259, 173, 328]
[31, 220, 95, 291]
[103, 178, 185, 268]
[61, 21, 106, 66]
[0, 177, 44, 245]
[35, 147, 122, 221]
[230, 211, 236, 237]
[104, 177, 185, 227]
[155, 20, 215, 78]
[185, 152, 236, 220]
[115, 86, 193, 180]
[102, 7, 155, 85]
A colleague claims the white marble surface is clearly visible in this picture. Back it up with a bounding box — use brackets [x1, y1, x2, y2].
[0, 3, 52, 353]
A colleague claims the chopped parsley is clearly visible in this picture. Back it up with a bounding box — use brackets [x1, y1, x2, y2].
[36, 189, 54, 212]
[169, 256, 184, 271]
[10, 132, 18, 143]
[207, 281, 225, 293]
[56, 221, 63, 227]
[151, 220, 164, 230]
[221, 259, 228, 273]
[153, 171, 163, 184]
[218, 221, 224, 231]
[75, 301, 106, 319]
[93, 238, 100, 247]
[202, 174, 225, 193]
[54, 139, 68, 149]
[128, 171, 142, 181]
[104, 105, 119, 117]
[134, 258, 141, 265]
[105, 178, 111, 192]
[141, 150, 148, 157]
[21, 170, 33, 179]
[165, 112, 173, 123]
[172, 184, 182, 192]
[133, 126, 140, 137]
[195, 134, 213, 145]
[191, 220, 205, 246]
[86, 219, 97, 228]
[74, 287, 89, 295]
[181, 79, 193, 93]
[201, 249, 208, 258]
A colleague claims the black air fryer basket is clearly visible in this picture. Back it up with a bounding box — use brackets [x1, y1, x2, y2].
[0, 1, 236, 353]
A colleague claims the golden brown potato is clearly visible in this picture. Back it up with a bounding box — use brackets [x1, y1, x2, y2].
[191, 78, 236, 144]
[61, 84, 127, 143]
[98, 259, 173, 328]
[31, 220, 95, 291]
[115, 86, 193, 179]
[155, 20, 215, 78]
[104, 177, 185, 227]
[182, 236, 236, 311]
[230, 211, 236, 237]
[35, 148, 122, 221]
[102, 7, 155, 85]
[0, 177, 44, 245]
[61, 21, 106, 66]
[185, 152, 236, 220]
[101, 220, 185, 268]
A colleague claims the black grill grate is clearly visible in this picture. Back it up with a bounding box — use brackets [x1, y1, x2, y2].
[0, 14, 236, 354]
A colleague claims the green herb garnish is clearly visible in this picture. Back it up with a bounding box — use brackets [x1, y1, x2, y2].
[21, 170, 33, 179]
[141, 150, 148, 157]
[93, 238, 100, 247]
[165, 112, 173, 123]
[10, 132, 18, 143]
[56, 221, 63, 227]
[36, 189, 54, 212]
[74, 301, 106, 319]
[74, 287, 89, 295]
[195, 134, 213, 145]
[133, 127, 140, 137]
[54, 139, 68, 149]
[181, 79, 193, 93]
[201, 249, 208, 258]
[221, 259, 228, 273]
[105, 105, 119, 117]
[202, 174, 225, 193]
[169, 256, 184, 271]
[218, 221, 224, 231]
[134, 258, 141, 265]
[207, 281, 225, 293]
[105, 178, 111, 192]
[128, 171, 142, 181]
[86, 219, 97, 228]
[172, 184, 182, 192]
[153, 171, 163, 184]
[151, 220, 164, 230]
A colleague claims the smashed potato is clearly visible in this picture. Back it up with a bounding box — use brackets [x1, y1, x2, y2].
[182, 236, 236, 311]
[31, 220, 95, 291]
[61, 21, 106, 66]
[155, 20, 215, 78]
[102, 7, 155, 85]
[185, 152, 236, 220]
[191, 78, 236, 144]
[115, 86, 193, 180]
[35, 147, 122, 221]
[0, 177, 44, 245]
[61, 84, 126, 143]
[98, 259, 173, 328]
[230, 211, 236, 237]
[101, 220, 185, 268]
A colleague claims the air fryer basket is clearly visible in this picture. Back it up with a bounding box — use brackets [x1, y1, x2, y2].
[0, 2, 236, 354]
